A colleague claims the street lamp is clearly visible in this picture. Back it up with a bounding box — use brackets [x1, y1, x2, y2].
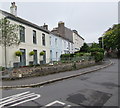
[101, 35, 104, 49]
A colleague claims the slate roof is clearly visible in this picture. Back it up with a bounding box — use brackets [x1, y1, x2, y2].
[0, 9, 50, 34]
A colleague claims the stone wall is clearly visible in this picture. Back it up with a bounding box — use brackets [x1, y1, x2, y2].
[10, 60, 95, 78]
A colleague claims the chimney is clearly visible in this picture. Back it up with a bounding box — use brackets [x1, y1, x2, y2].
[58, 21, 65, 37]
[43, 23, 48, 30]
[58, 21, 64, 28]
[10, 2, 17, 16]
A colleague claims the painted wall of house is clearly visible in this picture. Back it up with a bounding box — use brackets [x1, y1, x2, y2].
[0, 11, 5, 67]
[50, 33, 62, 61]
[61, 38, 73, 54]
[0, 13, 50, 67]
[73, 32, 84, 52]
[50, 33, 74, 62]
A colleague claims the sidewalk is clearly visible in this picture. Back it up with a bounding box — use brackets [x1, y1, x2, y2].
[1, 60, 110, 87]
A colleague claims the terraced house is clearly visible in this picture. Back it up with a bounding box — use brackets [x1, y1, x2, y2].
[50, 32, 73, 62]
[0, 2, 50, 68]
[51, 21, 84, 53]
[0, 2, 84, 68]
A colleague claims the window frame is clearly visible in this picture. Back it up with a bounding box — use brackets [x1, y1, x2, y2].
[19, 25, 25, 42]
[33, 30, 37, 44]
[42, 33, 45, 46]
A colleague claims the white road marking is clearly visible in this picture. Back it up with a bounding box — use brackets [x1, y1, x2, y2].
[67, 104, 71, 107]
[45, 100, 65, 106]
[0, 91, 41, 107]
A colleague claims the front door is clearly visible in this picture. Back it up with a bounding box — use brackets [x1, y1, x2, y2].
[43, 51, 46, 64]
[20, 49, 26, 66]
[33, 50, 37, 65]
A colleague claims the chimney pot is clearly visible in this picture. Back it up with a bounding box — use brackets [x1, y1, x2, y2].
[10, 2, 17, 16]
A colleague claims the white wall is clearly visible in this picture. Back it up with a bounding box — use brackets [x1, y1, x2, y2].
[0, 14, 50, 67]
[73, 32, 84, 52]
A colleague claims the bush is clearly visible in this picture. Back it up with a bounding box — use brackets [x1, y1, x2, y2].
[40, 51, 45, 56]
[83, 53, 91, 56]
[0, 66, 4, 71]
[93, 52, 104, 62]
[60, 54, 71, 60]
[29, 51, 35, 56]
[15, 51, 22, 56]
[75, 52, 84, 56]
[90, 48, 104, 53]
[89, 48, 104, 62]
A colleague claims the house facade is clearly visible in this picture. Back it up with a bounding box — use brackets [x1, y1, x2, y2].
[0, 3, 50, 68]
[0, 2, 84, 68]
[50, 33, 62, 61]
[73, 30, 84, 52]
[51, 21, 84, 53]
[50, 32, 74, 62]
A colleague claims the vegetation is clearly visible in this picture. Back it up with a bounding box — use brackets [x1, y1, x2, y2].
[0, 66, 5, 71]
[60, 40, 105, 63]
[0, 18, 20, 68]
[15, 51, 22, 57]
[80, 43, 90, 52]
[89, 48, 104, 53]
[29, 51, 35, 56]
[40, 51, 45, 56]
[99, 24, 120, 57]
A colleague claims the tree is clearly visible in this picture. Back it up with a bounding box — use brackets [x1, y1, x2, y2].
[80, 43, 90, 52]
[99, 24, 120, 57]
[0, 18, 20, 68]
[90, 42, 100, 48]
[99, 24, 120, 50]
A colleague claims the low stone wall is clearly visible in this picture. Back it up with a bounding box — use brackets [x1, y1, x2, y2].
[10, 60, 95, 78]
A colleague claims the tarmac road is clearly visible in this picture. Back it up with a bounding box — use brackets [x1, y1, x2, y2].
[1, 59, 119, 108]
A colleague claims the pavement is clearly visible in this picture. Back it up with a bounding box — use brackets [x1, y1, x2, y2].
[1, 59, 112, 88]
[1, 59, 118, 107]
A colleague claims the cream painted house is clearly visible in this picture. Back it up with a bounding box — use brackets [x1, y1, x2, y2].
[0, 3, 50, 68]
[73, 30, 84, 52]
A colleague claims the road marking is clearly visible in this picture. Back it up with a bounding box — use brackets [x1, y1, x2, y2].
[45, 100, 65, 106]
[0, 91, 41, 107]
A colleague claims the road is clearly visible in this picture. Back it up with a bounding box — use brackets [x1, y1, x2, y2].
[1, 59, 119, 108]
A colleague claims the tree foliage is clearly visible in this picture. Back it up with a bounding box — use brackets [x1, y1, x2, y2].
[0, 18, 20, 46]
[90, 43, 100, 48]
[0, 18, 20, 68]
[80, 43, 90, 52]
[99, 24, 120, 51]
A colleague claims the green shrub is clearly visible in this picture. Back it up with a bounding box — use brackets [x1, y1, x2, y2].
[89, 48, 104, 62]
[40, 51, 45, 56]
[94, 52, 104, 62]
[60, 54, 71, 60]
[70, 53, 75, 57]
[60, 54, 70, 58]
[0, 66, 2, 71]
[15, 51, 22, 56]
[83, 53, 91, 56]
[75, 52, 84, 56]
[29, 51, 35, 56]
[90, 48, 104, 53]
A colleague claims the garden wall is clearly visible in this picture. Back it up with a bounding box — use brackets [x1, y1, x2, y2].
[9, 60, 95, 78]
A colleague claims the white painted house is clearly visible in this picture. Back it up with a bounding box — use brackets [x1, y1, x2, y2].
[0, 2, 50, 68]
[73, 30, 84, 52]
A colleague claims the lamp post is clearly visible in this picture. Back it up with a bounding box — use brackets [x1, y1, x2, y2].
[102, 36, 104, 49]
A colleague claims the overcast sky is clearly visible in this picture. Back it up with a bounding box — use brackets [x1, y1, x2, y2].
[0, 1, 118, 43]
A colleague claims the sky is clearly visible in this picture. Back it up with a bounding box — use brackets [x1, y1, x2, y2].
[0, 0, 118, 43]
